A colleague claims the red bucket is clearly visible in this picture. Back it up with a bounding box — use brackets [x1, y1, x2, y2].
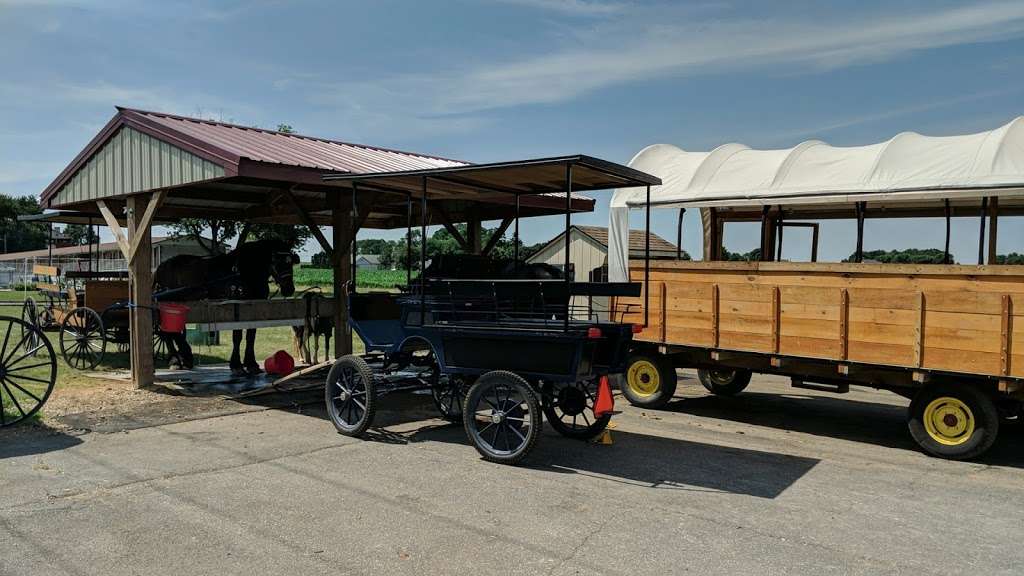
[264, 350, 295, 375]
[158, 303, 190, 333]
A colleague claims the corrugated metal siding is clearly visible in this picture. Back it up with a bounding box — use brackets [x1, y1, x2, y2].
[52, 126, 225, 206]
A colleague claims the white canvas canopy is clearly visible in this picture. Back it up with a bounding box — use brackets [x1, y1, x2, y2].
[609, 117, 1024, 282]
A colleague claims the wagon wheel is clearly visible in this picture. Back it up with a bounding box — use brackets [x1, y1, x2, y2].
[464, 371, 542, 465]
[0, 316, 57, 427]
[433, 375, 472, 423]
[542, 378, 611, 440]
[20, 298, 41, 356]
[325, 355, 377, 436]
[153, 333, 169, 362]
[59, 307, 105, 370]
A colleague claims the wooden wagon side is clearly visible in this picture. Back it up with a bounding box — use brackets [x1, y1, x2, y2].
[618, 261, 1023, 380]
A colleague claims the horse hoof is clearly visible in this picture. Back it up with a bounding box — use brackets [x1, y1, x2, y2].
[245, 365, 263, 376]
[230, 366, 246, 377]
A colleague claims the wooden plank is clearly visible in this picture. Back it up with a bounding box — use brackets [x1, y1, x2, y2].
[32, 265, 59, 277]
[718, 299, 772, 316]
[780, 302, 841, 321]
[779, 317, 839, 340]
[914, 292, 925, 367]
[96, 199, 131, 260]
[849, 321, 918, 346]
[83, 280, 129, 311]
[771, 286, 780, 353]
[332, 202, 351, 357]
[839, 288, 849, 360]
[718, 331, 773, 353]
[127, 189, 166, 265]
[848, 341, 915, 366]
[283, 186, 333, 260]
[35, 283, 62, 294]
[719, 313, 774, 335]
[659, 282, 667, 342]
[1002, 294, 1013, 376]
[780, 335, 840, 359]
[711, 283, 720, 348]
[924, 347, 1002, 375]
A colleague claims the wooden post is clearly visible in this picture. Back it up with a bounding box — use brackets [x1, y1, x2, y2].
[988, 197, 999, 265]
[771, 286, 780, 353]
[333, 193, 352, 357]
[711, 283, 720, 348]
[915, 292, 926, 368]
[659, 282, 667, 343]
[467, 217, 482, 255]
[839, 288, 849, 360]
[127, 194, 154, 388]
[1001, 295, 1012, 376]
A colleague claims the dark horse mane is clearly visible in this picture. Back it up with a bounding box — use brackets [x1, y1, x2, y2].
[154, 238, 295, 301]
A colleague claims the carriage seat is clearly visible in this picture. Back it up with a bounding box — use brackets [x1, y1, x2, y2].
[348, 292, 403, 348]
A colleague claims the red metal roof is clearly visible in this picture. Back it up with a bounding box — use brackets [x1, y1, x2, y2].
[128, 108, 468, 173]
[41, 107, 468, 203]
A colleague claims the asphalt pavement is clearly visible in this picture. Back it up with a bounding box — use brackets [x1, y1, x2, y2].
[2, 371, 1023, 575]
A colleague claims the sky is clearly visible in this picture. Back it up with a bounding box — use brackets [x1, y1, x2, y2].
[1, 0, 1023, 262]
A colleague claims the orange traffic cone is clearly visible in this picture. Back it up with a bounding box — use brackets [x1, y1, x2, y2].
[594, 375, 615, 418]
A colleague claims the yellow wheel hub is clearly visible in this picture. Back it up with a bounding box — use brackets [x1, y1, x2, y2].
[923, 396, 975, 446]
[627, 360, 660, 397]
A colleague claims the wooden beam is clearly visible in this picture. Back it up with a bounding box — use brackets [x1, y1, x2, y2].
[96, 200, 130, 260]
[481, 217, 514, 256]
[711, 283, 720, 348]
[283, 186, 333, 259]
[127, 194, 154, 389]
[839, 288, 849, 360]
[1001, 294, 1012, 376]
[127, 190, 166, 265]
[659, 281, 667, 343]
[988, 197, 999, 265]
[771, 286, 780, 353]
[332, 196, 352, 358]
[433, 205, 469, 251]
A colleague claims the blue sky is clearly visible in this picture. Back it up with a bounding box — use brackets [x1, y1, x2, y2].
[2, 0, 1023, 262]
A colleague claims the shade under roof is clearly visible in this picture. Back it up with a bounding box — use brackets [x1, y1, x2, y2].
[611, 116, 1024, 210]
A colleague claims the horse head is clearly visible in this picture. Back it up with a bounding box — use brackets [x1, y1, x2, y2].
[268, 243, 300, 297]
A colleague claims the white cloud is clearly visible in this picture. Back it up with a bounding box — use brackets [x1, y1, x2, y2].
[328, 1, 1024, 116]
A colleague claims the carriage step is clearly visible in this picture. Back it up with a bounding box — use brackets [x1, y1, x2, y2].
[791, 378, 849, 394]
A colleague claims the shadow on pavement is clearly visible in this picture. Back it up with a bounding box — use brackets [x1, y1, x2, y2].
[0, 424, 83, 459]
[661, 390, 1024, 469]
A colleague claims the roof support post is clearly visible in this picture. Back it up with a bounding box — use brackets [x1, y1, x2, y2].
[127, 193, 154, 389]
[677, 208, 686, 260]
[759, 206, 771, 262]
[481, 218, 513, 257]
[467, 214, 482, 255]
[420, 177, 428, 326]
[284, 186, 333, 261]
[855, 202, 866, 263]
[644, 184, 651, 328]
[943, 199, 952, 264]
[406, 193, 413, 285]
[96, 200, 131, 260]
[514, 194, 520, 270]
[564, 164, 573, 332]
[775, 205, 784, 261]
[979, 197, 989, 265]
[332, 190, 352, 358]
[988, 197, 1000, 265]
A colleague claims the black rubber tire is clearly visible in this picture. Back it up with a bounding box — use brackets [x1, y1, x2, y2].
[325, 355, 377, 437]
[698, 368, 752, 397]
[542, 379, 611, 440]
[908, 383, 1000, 460]
[620, 352, 677, 408]
[463, 371, 541, 465]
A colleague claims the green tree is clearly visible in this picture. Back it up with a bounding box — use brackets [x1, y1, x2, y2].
[64, 224, 99, 246]
[166, 219, 239, 255]
[844, 248, 951, 264]
[311, 251, 331, 268]
[995, 253, 1024, 265]
[722, 247, 761, 262]
[0, 193, 47, 253]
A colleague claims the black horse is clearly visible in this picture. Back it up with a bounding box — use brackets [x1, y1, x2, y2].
[153, 239, 299, 375]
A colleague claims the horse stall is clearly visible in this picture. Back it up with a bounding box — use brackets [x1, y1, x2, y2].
[609, 118, 1024, 460]
[36, 107, 594, 391]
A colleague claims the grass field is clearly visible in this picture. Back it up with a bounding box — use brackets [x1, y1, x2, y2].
[295, 267, 415, 289]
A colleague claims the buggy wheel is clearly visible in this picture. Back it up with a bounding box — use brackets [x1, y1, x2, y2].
[464, 371, 541, 465]
[20, 298, 41, 356]
[0, 316, 57, 427]
[698, 368, 752, 396]
[153, 333, 169, 362]
[433, 375, 471, 423]
[60, 307, 105, 370]
[542, 378, 611, 440]
[325, 355, 376, 437]
[621, 352, 677, 408]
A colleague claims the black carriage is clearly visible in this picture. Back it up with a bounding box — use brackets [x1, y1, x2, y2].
[320, 156, 660, 464]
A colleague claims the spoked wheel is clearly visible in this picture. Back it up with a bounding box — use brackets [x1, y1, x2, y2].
[433, 375, 471, 423]
[153, 333, 169, 362]
[464, 371, 542, 465]
[0, 316, 57, 427]
[20, 298, 41, 356]
[60, 307, 105, 370]
[325, 355, 377, 436]
[542, 378, 611, 440]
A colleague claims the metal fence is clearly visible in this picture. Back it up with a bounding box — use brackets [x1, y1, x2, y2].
[0, 255, 130, 288]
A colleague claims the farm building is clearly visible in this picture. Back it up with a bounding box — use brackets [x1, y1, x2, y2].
[356, 254, 381, 270]
[0, 235, 215, 287]
[526, 225, 679, 282]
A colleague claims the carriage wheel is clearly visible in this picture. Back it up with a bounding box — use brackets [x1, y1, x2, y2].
[60, 307, 105, 370]
[542, 378, 611, 440]
[153, 333, 169, 362]
[325, 355, 377, 436]
[0, 316, 57, 427]
[433, 375, 471, 423]
[464, 371, 541, 465]
[20, 298, 41, 356]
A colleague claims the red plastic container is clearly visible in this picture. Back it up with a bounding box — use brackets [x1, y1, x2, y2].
[264, 350, 295, 376]
[158, 303, 190, 333]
